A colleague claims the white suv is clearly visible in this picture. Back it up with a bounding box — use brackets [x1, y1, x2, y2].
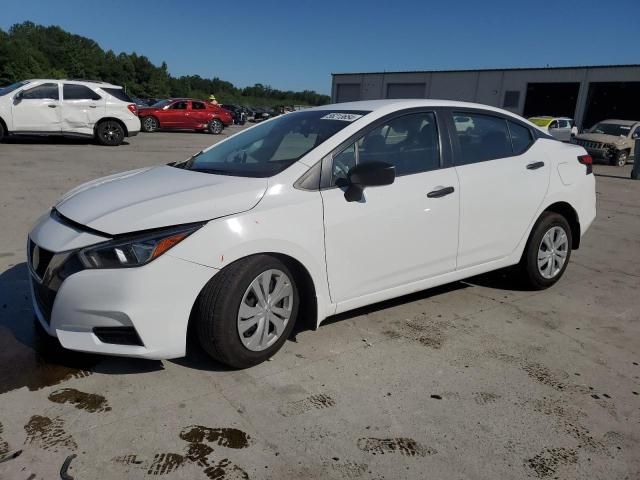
[28, 100, 596, 368]
[0, 79, 140, 145]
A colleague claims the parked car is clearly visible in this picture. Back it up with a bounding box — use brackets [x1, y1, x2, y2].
[0, 79, 140, 145]
[138, 98, 233, 134]
[573, 119, 639, 167]
[220, 104, 246, 125]
[27, 100, 595, 368]
[528, 116, 577, 142]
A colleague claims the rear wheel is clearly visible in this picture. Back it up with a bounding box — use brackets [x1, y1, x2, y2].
[141, 116, 159, 133]
[612, 150, 628, 167]
[96, 120, 125, 146]
[0, 121, 5, 142]
[195, 255, 299, 368]
[208, 118, 223, 135]
[520, 212, 572, 290]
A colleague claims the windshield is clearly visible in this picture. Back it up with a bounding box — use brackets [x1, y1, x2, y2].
[589, 122, 632, 136]
[151, 99, 172, 108]
[0, 80, 30, 96]
[528, 117, 553, 128]
[176, 110, 369, 177]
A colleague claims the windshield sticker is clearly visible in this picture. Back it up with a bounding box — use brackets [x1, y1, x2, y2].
[321, 113, 363, 122]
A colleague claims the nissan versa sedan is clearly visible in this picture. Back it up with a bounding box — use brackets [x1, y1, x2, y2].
[28, 100, 596, 368]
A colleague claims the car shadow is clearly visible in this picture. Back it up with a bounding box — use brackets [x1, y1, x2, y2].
[3, 135, 130, 146]
[0, 263, 162, 395]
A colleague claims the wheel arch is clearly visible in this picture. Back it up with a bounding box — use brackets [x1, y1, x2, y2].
[187, 252, 320, 342]
[0, 116, 7, 135]
[94, 117, 129, 137]
[540, 201, 581, 249]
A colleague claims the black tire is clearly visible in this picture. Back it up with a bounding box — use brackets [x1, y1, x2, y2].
[0, 121, 5, 142]
[519, 212, 572, 290]
[612, 150, 628, 167]
[96, 120, 125, 146]
[208, 118, 223, 135]
[195, 255, 299, 368]
[141, 116, 159, 133]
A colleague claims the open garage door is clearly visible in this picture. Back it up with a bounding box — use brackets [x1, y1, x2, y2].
[523, 82, 580, 119]
[583, 82, 640, 129]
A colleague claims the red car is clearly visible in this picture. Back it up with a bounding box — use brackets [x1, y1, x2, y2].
[139, 98, 233, 134]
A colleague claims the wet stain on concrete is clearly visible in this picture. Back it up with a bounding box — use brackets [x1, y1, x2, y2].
[111, 454, 144, 466]
[24, 415, 77, 452]
[111, 425, 252, 478]
[521, 361, 567, 390]
[383, 317, 448, 349]
[525, 447, 577, 478]
[147, 452, 186, 475]
[0, 421, 9, 456]
[357, 437, 436, 457]
[179, 426, 251, 449]
[203, 458, 249, 480]
[48, 388, 111, 413]
[327, 460, 368, 478]
[278, 393, 336, 417]
[473, 392, 501, 405]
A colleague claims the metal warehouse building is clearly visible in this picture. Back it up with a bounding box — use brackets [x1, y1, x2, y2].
[331, 65, 640, 129]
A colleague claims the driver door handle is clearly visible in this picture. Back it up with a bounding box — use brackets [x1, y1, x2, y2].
[48, 104, 57, 108]
[427, 186, 455, 198]
[527, 161, 545, 170]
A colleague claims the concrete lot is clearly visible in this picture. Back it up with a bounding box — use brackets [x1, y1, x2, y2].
[0, 130, 639, 479]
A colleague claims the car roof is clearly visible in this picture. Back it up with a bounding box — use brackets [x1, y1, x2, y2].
[309, 99, 542, 126]
[25, 79, 123, 89]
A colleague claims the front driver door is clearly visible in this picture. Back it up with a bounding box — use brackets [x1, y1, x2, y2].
[320, 110, 459, 310]
[162, 100, 189, 128]
[11, 82, 62, 132]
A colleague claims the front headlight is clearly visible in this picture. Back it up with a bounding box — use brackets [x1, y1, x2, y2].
[79, 223, 203, 269]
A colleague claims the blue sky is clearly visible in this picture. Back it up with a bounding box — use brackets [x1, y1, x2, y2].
[2, 0, 639, 94]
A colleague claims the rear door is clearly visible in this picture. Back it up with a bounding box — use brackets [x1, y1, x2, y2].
[60, 83, 105, 135]
[450, 110, 550, 269]
[190, 100, 210, 129]
[320, 110, 459, 307]
[11, 82, 61, 132]
[555, 119, 572, 142]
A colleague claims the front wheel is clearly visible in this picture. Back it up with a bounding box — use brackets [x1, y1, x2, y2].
[196, 255, 299, 368]
[96, 120, 125, 146]
[141, 116, 159, 133]
[0, 121, 5, 142]
[612, 150, 628, 167]
[520, 212, 572, 290]
[208, 118, 223, 135]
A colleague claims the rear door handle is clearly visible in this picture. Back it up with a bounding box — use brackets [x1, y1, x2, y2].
[526, 161, 545, 170]
[427, 186, 455, 198]
[89, 105, 97, 108]
[48, 104, 57, 108]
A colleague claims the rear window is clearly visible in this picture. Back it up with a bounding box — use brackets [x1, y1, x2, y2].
[102, 87, 133, 103]
[63, 84, 102, 100]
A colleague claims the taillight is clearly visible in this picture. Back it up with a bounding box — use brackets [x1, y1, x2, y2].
[578, 154, 592, 175]
[127, 104, 138, 116]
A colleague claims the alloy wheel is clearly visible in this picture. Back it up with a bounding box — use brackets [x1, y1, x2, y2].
[237, 269, 293, 352]
[537, 226, 568, 279]
[99, 121, 123, 144]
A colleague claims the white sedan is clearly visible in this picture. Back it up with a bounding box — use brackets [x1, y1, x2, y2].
[28, 100, 596, 367]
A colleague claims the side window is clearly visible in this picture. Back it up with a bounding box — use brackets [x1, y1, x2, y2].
[558, 119, 570, 129]
[192, 101, 206, 110]
[549, 120, 559, 129]
[332, 112, 440, 184]
[508, 121, 534, 155]
[21, 83, 59, 100]
[170, 101, 188, 110]
[63, 84, 101, 101]
[453, 112, 512, 164]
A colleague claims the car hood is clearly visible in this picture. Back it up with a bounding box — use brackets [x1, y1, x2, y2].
[575, 133, 622, 144]
[55, 166, 268, 235]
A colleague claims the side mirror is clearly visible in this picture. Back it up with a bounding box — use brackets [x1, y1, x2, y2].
[344, 161, 395, 202]
[632, 132, 639, 140]
[13, 91, 23, 104]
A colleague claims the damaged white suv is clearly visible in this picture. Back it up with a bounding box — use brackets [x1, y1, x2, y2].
[0, 79, 140, 145]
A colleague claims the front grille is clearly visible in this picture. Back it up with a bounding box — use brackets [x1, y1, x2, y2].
[28, 239, 55, 280]
[31, 276, 57, 324]
[576, 139, 603, 150]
